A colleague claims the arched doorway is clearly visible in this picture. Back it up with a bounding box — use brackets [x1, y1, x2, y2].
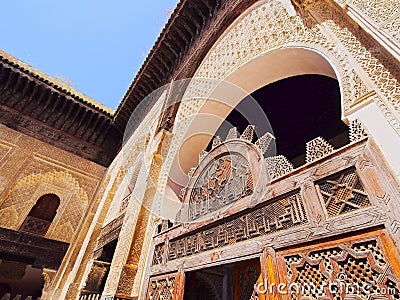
[19, 194, 60, 236]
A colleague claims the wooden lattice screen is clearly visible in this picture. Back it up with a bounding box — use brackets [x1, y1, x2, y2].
[233, 259, 260, 300]
[253, 230, 400, 300]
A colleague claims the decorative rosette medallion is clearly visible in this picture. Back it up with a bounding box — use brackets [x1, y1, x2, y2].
[178, 126, 275, 223]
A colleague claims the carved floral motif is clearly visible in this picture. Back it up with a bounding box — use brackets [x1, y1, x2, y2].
[189, 153, 254, 220]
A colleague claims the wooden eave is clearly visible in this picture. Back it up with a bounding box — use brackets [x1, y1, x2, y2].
[0, 0, 258, 165]
[0, 227, 69, 270]
[114, 0, 259, 132]
[0, 55, 122, 166]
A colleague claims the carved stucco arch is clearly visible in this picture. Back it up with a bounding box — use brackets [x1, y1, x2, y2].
[162, 0, 383, 199]
[0, 170, 88, 243]
[175, 0, 353, 119]
[159, 0, 400, 212]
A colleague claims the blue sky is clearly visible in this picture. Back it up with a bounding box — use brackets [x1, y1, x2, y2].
[0, 1, 179, 109]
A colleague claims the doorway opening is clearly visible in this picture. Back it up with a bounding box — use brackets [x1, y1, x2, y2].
[184, 257, 260, 300]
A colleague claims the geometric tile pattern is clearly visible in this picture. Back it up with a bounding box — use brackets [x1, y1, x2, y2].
[0, 171, 88, 243]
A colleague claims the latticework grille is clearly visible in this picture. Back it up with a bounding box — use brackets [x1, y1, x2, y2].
[295, 262, 326, 299]
[317, 168, 370, 217]
[283, 236, 400, 300]
[309, 248, 342, 274]
[338, 256, 381, 298]
[147, 276, 175, 300]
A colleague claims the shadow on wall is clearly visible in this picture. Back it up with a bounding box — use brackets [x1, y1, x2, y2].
[0, 262, 44, 299]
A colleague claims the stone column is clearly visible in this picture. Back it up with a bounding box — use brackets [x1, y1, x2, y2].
[100, 131, 170, 299]
[111, 132, 167, 298]
[101, 164, 153, 298]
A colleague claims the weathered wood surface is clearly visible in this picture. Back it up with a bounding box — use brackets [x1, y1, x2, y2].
[276, 229, 400, 299]
[173, 269, 185, 300]
[260, 247, 282, 300]
[147, 137, 400, 297]
[153, 139, 369, 244]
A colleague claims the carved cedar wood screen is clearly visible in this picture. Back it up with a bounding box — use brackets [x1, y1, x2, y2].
[147, 123, 400, 300]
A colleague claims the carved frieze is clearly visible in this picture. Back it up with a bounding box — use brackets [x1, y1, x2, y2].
[162, 191, 307, 263]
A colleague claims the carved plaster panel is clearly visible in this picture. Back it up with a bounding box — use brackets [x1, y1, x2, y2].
[165, 0, 400, 195]
[0, 171, 88, 243]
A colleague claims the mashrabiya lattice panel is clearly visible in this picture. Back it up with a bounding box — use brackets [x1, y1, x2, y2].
[146, 275, 176, 300]
[316, 168, 371, 218]
[163, 191, 307, 263]
[282, 237, 400, 300]
[236, 262, 260, 300]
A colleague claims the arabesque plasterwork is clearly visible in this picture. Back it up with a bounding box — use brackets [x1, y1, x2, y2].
[175, 0, 399, 129]
[0, 171, 88, 243]
[50, 0, 400, 298]
[153, 0, 400, 214]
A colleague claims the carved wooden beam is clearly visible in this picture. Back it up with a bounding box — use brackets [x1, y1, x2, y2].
[173, 269, 185, 300]
[260, 247, 281, 300]
[0, 227, 69, 270]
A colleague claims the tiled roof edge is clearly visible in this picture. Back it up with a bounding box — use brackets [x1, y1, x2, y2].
[0, 49, 114, 116]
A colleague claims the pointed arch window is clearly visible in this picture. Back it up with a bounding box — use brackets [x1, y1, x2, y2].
[19, 194, 60, 236]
